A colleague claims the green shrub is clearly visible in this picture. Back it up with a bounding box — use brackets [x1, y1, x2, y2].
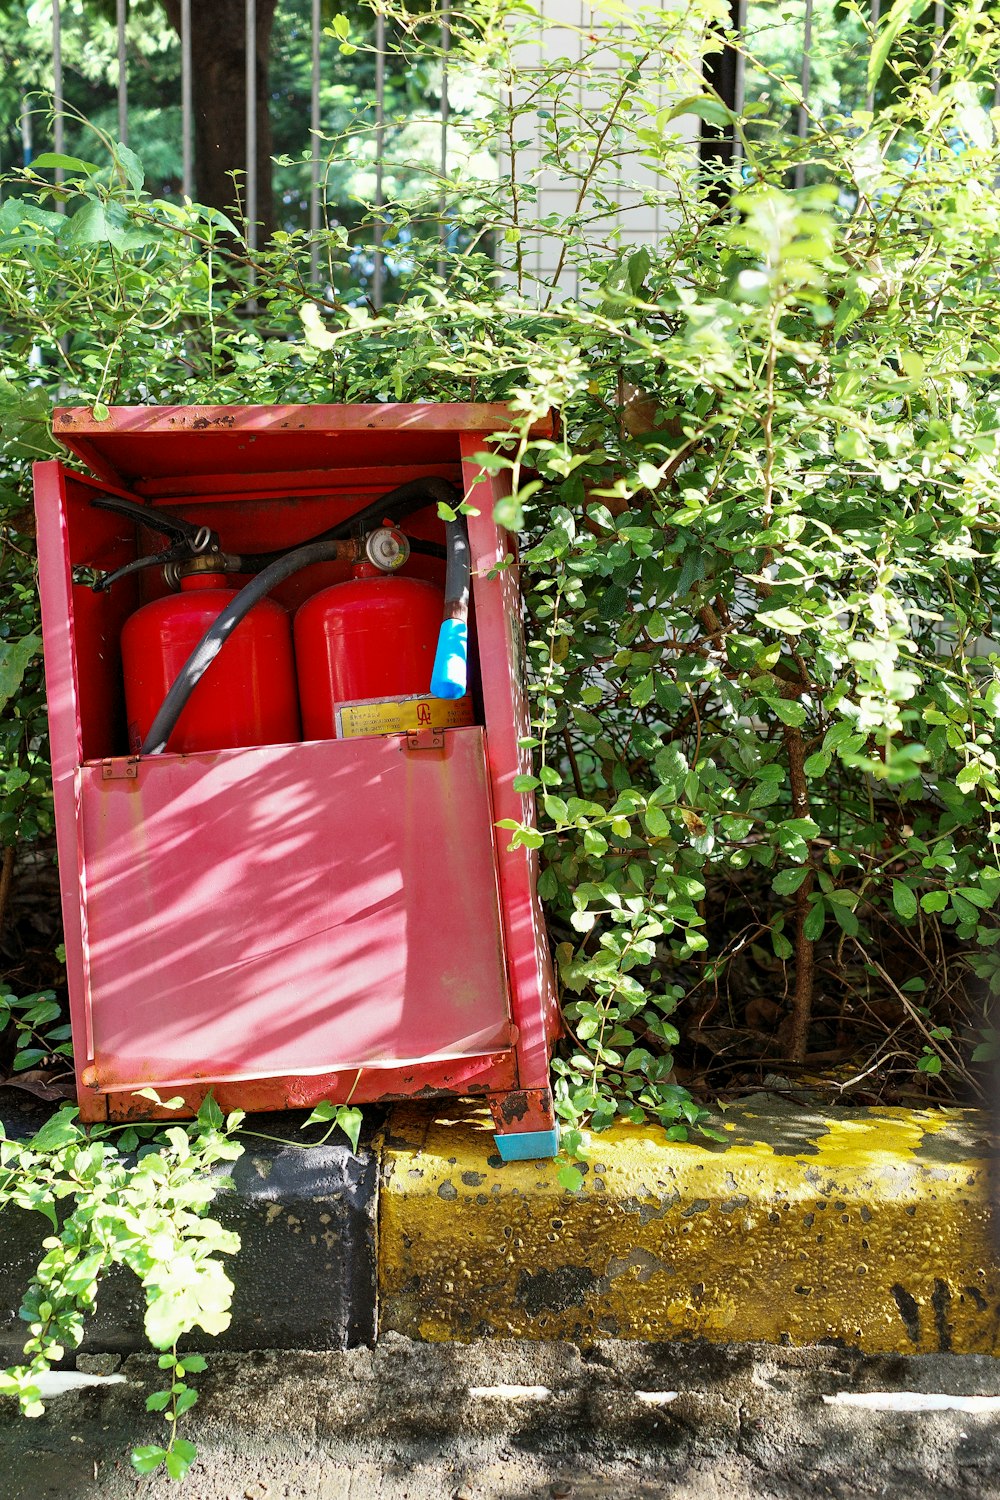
[0, 1, 997, 1149]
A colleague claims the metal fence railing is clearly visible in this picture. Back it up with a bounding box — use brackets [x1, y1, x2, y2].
[25, 0, 998, 304]
[40, 0, 455, 308]
[704, 0, 1000, 178]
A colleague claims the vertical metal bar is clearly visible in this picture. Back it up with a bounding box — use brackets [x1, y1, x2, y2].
[373, 6, 386, 309]
[931, 0, 944, 93]
[732, 4, 747, 132]
[700, 0, 747, 184]
[245, 0, 258, 259]
[866, 0, 880, 110]
[116, 0, 128, 144]
[181, 0, 193, 196]
[310, 0, 321, 284]
[20, 97, 33, 169]
[52, 0, 64, 199]
[437, 0, 451, 277]
[793, 0, 813, 190]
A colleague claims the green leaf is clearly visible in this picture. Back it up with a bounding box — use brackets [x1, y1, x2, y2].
[31, 152, 100, 175]
[831, 902, 859, 937]
[773, 866, 808, 894]
[67, 199, 108, 246]
[115, 143, 145, 193]
[803, 899, 826, 941]
[0, 633, 41, 715]
[165, 1439, 198, 1480]
[305, 1100, 339, 1126]
[663, 94, 736, 128]
[957, 887, 995, 910]
[335, 1106, 363, 1154]
[628, 245, 651, 293]
[761, 696, 807, 728]
[867, 0, 932, 95]
[557, 1165, 585, 1192]
[197, 1093, 224, 1129]
[299, 302, 337, 350]
[598, 584, 628, 622]
[644, 805, 670, 838]
[12, 1048, 45, 1071]
[146, 1390, 171, 1412]
[758, 607, 808, 633]
[891, 880, 918, 920]
[920, 890, 949, 914]
[131, 1446, 167, 1475]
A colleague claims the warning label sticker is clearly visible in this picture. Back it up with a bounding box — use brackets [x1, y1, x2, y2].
[334, 694, 475, 739]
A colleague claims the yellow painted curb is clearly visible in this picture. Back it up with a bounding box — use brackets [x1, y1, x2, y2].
[379, 1101, 999, 1354]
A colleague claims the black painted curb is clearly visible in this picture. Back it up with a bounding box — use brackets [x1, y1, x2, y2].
[0, 1110, 379, 1363]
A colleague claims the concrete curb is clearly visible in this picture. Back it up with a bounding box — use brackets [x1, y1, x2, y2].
[379, 1098, 999, 1355]
[0, 1112, 378, 1363]
[0, 1096, 996, 1362]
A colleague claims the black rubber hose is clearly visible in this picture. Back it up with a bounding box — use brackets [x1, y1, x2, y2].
[141, 539, 344, 756]
[443, 516, 470, 617]
[428, 516, 471, 699]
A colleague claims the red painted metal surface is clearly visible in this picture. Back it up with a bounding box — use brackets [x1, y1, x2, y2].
[122, 573, 299, 754]
[462, 438, 562, 1093]
[295, 571, 443, 741]
[51, 405, 555, 490]
[78, 731, 510, 1090]
[34, 406, 559, 1132]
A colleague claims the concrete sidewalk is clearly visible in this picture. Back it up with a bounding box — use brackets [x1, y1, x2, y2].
[3, 1339, 1000, 1499]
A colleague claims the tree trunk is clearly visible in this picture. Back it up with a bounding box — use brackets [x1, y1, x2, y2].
[161, 0, 277, 242]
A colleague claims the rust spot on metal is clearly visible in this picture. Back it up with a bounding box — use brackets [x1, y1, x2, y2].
[499, 1091, 529, 1125]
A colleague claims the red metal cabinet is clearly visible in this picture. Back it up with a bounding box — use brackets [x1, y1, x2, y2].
[34, 405, 560, 1158]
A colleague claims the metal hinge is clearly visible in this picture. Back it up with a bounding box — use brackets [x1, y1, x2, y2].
[403, 729, 444, 751]
[101, 757, 139, 780]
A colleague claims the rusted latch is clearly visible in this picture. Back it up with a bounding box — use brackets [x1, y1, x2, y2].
[101, 757, 139, 780]
[404, 729, 444, 751]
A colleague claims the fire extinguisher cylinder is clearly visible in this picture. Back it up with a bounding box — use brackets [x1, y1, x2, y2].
[139, 538, 349, 756]
[122, 571, 299, 755]
[294, 571, 446, 741]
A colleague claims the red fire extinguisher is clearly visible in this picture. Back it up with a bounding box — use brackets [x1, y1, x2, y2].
[120, 561, 300, 755]
[90, 481, 470, 757]
[294, 526, 445, 741]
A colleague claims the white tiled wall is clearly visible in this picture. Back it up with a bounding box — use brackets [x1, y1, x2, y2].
[504, 0, 700, 299]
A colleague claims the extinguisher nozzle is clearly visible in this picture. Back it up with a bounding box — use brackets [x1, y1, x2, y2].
[430, 618, 468, 700]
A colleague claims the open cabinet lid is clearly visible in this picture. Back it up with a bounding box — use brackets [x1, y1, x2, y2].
[52, 404, 556, 495]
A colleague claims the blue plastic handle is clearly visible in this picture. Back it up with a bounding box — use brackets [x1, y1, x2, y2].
[430, 617, 468, 699]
